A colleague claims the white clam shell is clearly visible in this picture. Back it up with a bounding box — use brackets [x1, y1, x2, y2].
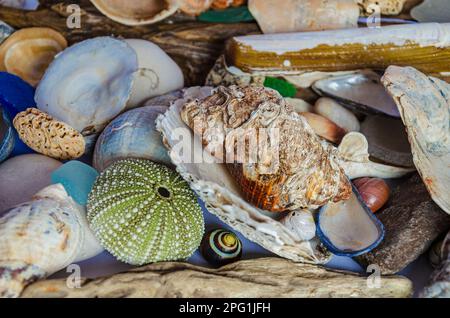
[315, 97, 360, 132]
[0, 184, 102, 297]
[338, 132, 414, 179]
[280, 210, 316, 242]
[382, 66, 450, 214]
[35, 37, 138, 135]
[125, 39, 184, 109]
[156, 86, 331, 264]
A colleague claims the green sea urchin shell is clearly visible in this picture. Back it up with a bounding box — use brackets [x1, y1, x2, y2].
[87, 159, 204, 265]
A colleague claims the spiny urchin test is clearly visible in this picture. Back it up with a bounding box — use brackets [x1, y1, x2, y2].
[87, 158, 204, 265]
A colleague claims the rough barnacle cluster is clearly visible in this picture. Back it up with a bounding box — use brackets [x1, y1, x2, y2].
[181, 85, 351, 211]
[13, 108, 85, 160]
[87, 158, 205, 265]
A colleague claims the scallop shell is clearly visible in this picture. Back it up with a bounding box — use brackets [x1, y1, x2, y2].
[0, 184, 102, 298]
[87, 158, 205, 265]
[93, 105, 171, 172]
[248, 0, 359, 33]
[90, 0, 179, 26]
[382, 66, 450, 214]
[35, 37, 138, 136]
[124, 39, 184, 109]
[411, 0, 450, 23]
[0, 106, 14, 164]
[0, 27, 67, 86]
[13, 108, 85, 160]
[156, 86, 332, 264]
[178, 0, 213, 15]
[180, 85, 352, 211]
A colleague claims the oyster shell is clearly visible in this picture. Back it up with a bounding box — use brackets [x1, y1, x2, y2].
[35, 37, 138, 136]
[411, 0, 450, 23]
[90, 0, 179, 26]
[180, 85, 352, 211]
[0, 184, 102, 298]
[156, 86, 331, 264]
[382, 66, 450, 214]
[0, 27, 67, 86]
[248, 0, 359, 33]
[13, 108, 85, 160]
[313, 71, 400, 118]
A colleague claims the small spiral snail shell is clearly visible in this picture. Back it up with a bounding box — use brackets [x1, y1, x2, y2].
[201, 229, 242, 266]
[353, 177, 390, 213]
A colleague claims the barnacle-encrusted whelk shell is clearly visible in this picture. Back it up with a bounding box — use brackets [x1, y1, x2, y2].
[90, 0, 179, 26]
[338, 132, 414, 180]
[226, 23, 450, 81]
[180, 85, 352, 212]
[248, 0, 359, 34]
[156, 86, 332, 264]
[13, 108, 85, 160]
[0, 184, 102, 298]
[35, 37, 138, 137]
[382, 66, 450, 214]
[0, 27, 67, 86]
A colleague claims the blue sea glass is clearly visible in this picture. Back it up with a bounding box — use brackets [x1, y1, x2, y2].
[51, 161, 99, 206]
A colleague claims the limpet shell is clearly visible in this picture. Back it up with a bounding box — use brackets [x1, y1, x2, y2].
[0, 27, 67, 86]
[13, 108, 85, 160]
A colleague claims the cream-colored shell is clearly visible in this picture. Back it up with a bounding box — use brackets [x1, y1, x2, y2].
[248, 0, 359, 33]
[178, 0, 213, 15]
[382, 66, 450, 214]
[13, 108, 85, 160]
[0, 184, 103, 298]
[90, 0, 179, 26]
[314, 97, 360, 133]
[156, 86, 331, 264]
[338, 132, 414, 179]
[0, 27, 67, 86]
[357, 0, 408, 16]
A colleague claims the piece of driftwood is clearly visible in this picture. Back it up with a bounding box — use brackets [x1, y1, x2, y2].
[21, 257, 412, 298]
[356, 174, 450, 274]
[0, 0, 259, 86]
